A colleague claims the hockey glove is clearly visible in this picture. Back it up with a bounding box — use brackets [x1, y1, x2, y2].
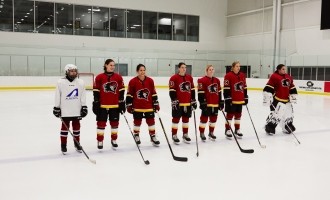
[92, 101, 100, 115]
[199, 102, 207, 112]
[153, 100, 160, 112]
[244, 95, 249, 105]
[289, 94, 297, 104]
[53, 107, 61, 118]
[80, 106, 88, 118]
[126, 103, 133, 114]
[119, 100, 126, 114]
[219, 100, 224, 111]
[224, 98, 232, 110]
[191, 99, 197, 110]
[263, 92, 273, 106]
[171, 100, 179, 110]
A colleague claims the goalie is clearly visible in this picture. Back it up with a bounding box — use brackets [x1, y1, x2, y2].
[263, 64, 298, 135]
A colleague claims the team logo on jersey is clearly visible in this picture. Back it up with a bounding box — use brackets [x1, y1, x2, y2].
[66, 88, 79, 100]
[137, 88, 150, 100]
[179, 82, 191, 92]
[103, 81, 118, 93]
[207, 83, 218, 93]
[234, 81, 244, 92]
[281, 79, 290, 87]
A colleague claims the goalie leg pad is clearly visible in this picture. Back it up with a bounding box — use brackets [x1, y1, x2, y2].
[280, 103, 295, 133]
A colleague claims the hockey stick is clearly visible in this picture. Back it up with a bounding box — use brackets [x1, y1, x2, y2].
[221, 110, 254, 154]
[193, 111, 199, 157]
[245, 105, 266, 148]
[122, 114, 150, 165]
[156, 112, 188, 162]
[60, 117, 96, 164]
[270, 103, 301, 144]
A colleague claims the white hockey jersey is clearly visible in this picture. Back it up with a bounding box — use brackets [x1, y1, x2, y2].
[54, 77, 87, 117]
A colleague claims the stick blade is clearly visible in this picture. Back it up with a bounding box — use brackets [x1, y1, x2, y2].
[173, 156, 188, 162]
[89, 159, 96, 164]
[241, 149, 254, 154]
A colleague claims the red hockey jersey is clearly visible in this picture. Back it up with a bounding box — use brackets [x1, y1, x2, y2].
[197, 76, 222, 107]
[223, 71, 247, 104]
[93, 73, 125, 108]
[263, 72, 297, 102]
[126, 76, 157, 112]
[169, 74, 195, 106]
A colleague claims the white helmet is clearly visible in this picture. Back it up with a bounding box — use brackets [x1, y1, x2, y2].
[64, 64, 78, 79]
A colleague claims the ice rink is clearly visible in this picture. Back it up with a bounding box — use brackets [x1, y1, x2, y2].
[0, 89, 330, 200]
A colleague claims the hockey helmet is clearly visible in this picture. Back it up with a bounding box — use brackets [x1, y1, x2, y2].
[64, 64, 78, 79]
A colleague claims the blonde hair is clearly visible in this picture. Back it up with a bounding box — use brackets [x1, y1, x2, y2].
[205, 65, 213, 72]
[231, 61, 240, 68]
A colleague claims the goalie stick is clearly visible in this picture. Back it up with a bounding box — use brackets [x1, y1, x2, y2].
[60, 117, 96, 164]
[221, 110, 254, 154]
[122, 114, 150, 165]
[156, 112, 188, 162]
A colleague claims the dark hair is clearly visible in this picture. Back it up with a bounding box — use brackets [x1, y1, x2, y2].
[104, 59, 114, 66]
[178, 62, 186, 68]
[136, 64, 145, 72]
[104, 59, 115, 71]
[276, 64, 285, 71]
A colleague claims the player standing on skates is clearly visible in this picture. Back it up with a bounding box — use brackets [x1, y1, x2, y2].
[169, 62, 197, 144]
[92, 59, 125, 149]
[53, 64, 88, 154]
[223, 61, 248, 139]
[263, 64, 298, 135]
[197, 65, 224, 141]
[126, 64, 160, 146]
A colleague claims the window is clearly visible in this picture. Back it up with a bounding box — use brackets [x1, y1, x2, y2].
[158, 12, 172, 40]
[110, 8, 125, 38]
[14, 0, 34, 32]
[317, 67, 325, 81]
[127, 10, 142, 39]
[0, 0, 13, 32]
[325, 68, 330, 81]
[55, 3, 73, 35]
[92, 7, 109, 37]
[290, 67, 301, 80]
[35, 1, 54, 34]
[74, 5, 92, 36]
[187, 15, 199, 42]
[303, 67, 311, 80]
[173, 14, 186, 41]
[143, 11, 157, 39]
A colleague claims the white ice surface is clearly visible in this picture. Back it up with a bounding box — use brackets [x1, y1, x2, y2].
[0, 90, 330, 200]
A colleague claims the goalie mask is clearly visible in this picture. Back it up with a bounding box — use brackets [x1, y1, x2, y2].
[64, 64, 78, 80]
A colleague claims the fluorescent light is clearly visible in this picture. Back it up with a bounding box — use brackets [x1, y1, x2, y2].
[133, 24, 141, 27]
[88, 8, 100, 12]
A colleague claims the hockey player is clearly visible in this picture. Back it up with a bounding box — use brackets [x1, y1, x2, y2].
[53, 64, 88, 154]
[263, 64, 298, 135]
[92, 59, 125, 149]
[169, 62, 197, 144]
[197, 65, 224, 141]
[223, 61, 248, 139]
[125, 64, 160, 146]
